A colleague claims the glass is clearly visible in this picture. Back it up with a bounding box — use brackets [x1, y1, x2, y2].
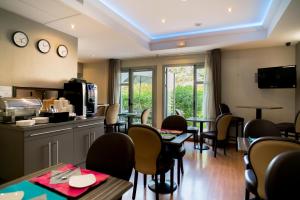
[120, 85, 129, 113]
[196, 84, 204, 118]
[196, 68, 205, 82]
[132, 71, 153, 124]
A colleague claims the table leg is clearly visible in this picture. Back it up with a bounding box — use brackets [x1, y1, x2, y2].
[256, 108, 262, 119]
[148, 172, 177, 194]
[194, 121, 209, 150]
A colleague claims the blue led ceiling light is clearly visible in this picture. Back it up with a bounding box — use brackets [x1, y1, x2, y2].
[98, 0, 273, 40]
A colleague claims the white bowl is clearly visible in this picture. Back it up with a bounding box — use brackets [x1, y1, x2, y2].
[32, 117, 49, 124]
[16, 120, 35, 127]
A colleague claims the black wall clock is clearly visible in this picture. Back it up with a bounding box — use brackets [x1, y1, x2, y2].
[37, 39, 51, 53]
[57, 45, 68, 58]
[12, 31, 29, 47]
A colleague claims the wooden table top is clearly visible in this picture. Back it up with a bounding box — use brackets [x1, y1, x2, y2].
[237, 106, 283, 110]
[0, 163, 132, 200]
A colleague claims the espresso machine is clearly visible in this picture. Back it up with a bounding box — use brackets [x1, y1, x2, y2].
[63, 79, 97, 117]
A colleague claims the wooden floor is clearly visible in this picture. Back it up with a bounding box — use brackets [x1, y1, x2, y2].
[122, 142, 245, 200]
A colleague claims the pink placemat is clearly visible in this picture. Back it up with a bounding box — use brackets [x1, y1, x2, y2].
[30, 164, 109, 198]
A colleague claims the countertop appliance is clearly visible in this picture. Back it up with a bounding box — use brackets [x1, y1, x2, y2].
[0, 97, 42, 123]
[63, 79, 98, 117]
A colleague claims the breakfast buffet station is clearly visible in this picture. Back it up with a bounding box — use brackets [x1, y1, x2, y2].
[0, 79, 104, 182]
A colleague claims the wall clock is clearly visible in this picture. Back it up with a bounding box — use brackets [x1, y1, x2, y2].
[12, 31, 29, 47]
[37, 39, 51, 53]
[57, 45, 68, 58]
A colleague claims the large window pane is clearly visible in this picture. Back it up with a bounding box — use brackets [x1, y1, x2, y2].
[120, 85, 129, 113]
[196, 84, 204, 118]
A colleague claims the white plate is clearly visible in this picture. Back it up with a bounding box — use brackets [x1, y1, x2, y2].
[68, 174, 96, 188]
[32, 117, 49, 124]
[16, 120, 35, 127]
[0, 191, 24, 200]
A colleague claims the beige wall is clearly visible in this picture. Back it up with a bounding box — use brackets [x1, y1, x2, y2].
[295, 43, 300, 112]
[82, 60, 109, 104]
[122, 54, 205, 127]
[222, 46, 296, 123]
[0, 8, 78, 89]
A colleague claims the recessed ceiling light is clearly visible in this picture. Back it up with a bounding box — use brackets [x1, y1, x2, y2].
[161, 19, 166, 24]
[195, 23, 202, 27]
[177, 41, 186, 47]
[71, 24, 75, 29]
[227, 7, 232, 13]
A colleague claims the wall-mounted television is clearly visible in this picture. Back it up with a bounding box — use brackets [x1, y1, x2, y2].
[257, 65, 296, 89]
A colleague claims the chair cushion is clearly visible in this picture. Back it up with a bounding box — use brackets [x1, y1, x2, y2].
[245, 169, 258, 194]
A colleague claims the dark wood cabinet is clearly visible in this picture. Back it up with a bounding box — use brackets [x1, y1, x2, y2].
[0, 117, 104, 181]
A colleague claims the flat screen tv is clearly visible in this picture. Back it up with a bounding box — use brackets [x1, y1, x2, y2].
[257, 66, 296, 89]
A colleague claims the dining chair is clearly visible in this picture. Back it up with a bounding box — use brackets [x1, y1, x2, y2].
[244, 137, 300, 200]
[161, 115, 187, 185]
[243, 119, 281, 169]
[199, 114, 232, 157]
[104, 104, 127, 133]
[140, 108, 151, 125]
[265, 151, 300, 200]
[276, 111, 300, 140]
[86, 133, 135, 200]
[128, 125, 174, 200]
[175, 109, 199, 148]
[219, 103, 244, 151]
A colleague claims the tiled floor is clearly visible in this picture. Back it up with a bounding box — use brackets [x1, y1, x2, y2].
[122, 142, 245, 200]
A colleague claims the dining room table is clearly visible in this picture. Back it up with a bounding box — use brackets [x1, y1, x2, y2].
[237, 105, 283, 119]
[118, 112, 140, 126]
[0, 163, 132, 200]
[148, 131, 192, 194]
[186, 117, 215, 150]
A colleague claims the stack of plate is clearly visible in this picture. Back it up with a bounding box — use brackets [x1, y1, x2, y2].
[16, 120, 35, 127]
[32, 117, 49, 124]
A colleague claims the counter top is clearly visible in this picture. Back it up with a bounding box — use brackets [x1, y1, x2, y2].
[0, 116, 105, 131]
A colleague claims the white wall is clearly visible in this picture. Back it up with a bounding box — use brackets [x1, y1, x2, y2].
[82, 60, 109, 104]
[0, 8, 78, 89]
[222, 46, 296, 124]
[122, 54, 205, 127]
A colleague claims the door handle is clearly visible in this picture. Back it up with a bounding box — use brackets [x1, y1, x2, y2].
[56, 140, 59, 164]
[48, 142, 52, 167]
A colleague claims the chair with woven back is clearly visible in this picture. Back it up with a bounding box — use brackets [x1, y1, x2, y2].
[86, 133, 135, 200]
[219, 103, 244, 151]
[243, 119, 281, 169]
[128, 125, 174, 200]
[161, 115, 187, 185]
[244, 137, 300, 200]
[175, 109, 199, 149]
[199, 114, 233, 157]
[104, 104, 127, 133]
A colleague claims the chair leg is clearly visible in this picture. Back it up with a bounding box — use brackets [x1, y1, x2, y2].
[180, 158, 184, 174]
[235, 121, 238, 151]
[143, 174, 147, 188]
[170, 165, 174, 193]
[214, 139, 217, 158]
[132, 170, 138, 200]
[296, 132, 299, 141]
[200, 136, 203, 154]
[154, 174, 159, 200]
[245, 188, 250, 200]
[193, 132, 196, 148]
[177, 159, 181, 185]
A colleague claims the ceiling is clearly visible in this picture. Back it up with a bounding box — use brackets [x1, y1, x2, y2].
[0, 0, 299, 62]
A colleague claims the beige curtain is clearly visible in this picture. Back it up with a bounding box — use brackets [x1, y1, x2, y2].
[202, 52, 216, 120]
[108, 59, 121, 105]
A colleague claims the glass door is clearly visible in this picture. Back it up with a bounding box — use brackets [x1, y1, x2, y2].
[120, 69, 154, 124]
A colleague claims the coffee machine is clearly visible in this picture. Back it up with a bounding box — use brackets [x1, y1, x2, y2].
[63, 79, 98, 117]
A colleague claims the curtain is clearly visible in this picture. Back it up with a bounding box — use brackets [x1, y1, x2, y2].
[211, 49, 222, 116]
[108, 59, 121, 105]
[202, 48, 222, 119]
[202, 52, 216, 120]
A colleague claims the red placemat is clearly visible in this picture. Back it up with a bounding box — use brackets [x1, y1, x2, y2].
[30, 164, 109, 198]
